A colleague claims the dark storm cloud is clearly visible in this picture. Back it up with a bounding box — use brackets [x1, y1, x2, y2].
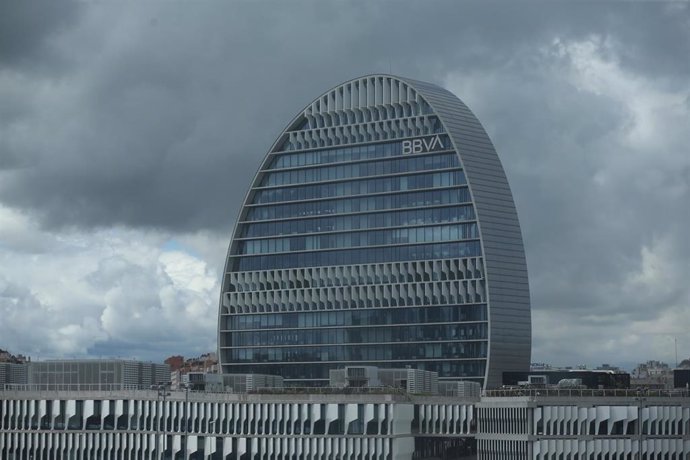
[3, 1, 686, 232]
[0, 0, 83, 169]
[0, 0, 83, 71]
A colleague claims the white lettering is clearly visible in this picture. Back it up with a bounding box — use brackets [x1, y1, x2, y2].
[402, 140, 412, 155]
[401, 135, 444, 154]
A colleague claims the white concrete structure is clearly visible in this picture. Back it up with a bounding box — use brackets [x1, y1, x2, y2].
[2, 387, 689, 458]
[0, 389, 475, 459]
[477, 389, 690, 459]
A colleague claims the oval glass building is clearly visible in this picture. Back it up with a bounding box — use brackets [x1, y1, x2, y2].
[219, 75, 531, 389]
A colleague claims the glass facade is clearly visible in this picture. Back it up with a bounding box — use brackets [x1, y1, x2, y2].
[245, 187, 472, 221]
[219, 75, 531, 388]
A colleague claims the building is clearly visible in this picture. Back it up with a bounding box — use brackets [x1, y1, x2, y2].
[221, 374, 284, 393]
[218, 75, 531, 389]
[439, 380, 483, 399]
[164, 355, 185, 372]
[477, 388, 690, 458]
[0, 349, 27, 364]
[0, 363, 27, 386]
[503, 370, 631, 389]
[170, 353, 221, 390]
[3, 360, 170, 391]
[0, 387, 477, 459]
[329, 366, 441, 395]
[2, 386, 690, 459]
[171, 371, 284, 393]
[182, 372, 225, 392]
[675, 368, 690, 389]
[631, 360, 674, 389]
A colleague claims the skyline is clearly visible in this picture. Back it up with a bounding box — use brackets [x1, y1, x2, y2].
[0, 1, 688, 370]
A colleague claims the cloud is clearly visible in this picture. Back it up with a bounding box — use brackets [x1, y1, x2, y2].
[532, 233, 690, 368]
[2, 2, 685, 233]
[0, 204, 221, 360]
[0, 2, 688, 367]
[0, 1, 83, 72]
[457, 34, 690, 367]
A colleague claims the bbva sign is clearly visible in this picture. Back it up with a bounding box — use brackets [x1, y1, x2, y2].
[402, 135, 445, 155]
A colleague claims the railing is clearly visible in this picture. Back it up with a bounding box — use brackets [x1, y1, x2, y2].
[2, 383, 149, 392]
[483, 388, 690, 398]
[250, 386, 409, 395]
[1, 383, 411, 398]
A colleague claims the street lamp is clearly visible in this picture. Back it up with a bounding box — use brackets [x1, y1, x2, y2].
[181, 383, 190, 458]
[156, 383, 171, 460]
[635, 392, 646, 460]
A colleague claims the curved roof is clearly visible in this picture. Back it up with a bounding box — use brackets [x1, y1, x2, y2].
[398, 76, 532, 387]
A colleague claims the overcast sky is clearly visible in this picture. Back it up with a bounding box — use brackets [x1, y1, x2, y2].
[0, 1, 688, 370]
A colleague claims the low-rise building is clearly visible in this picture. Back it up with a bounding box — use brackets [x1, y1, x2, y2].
[503, 369, 630, 389]
[439, 380, 482, 399]
[3, 359, 170, 391]
[329, 366, 440, 395]
[183, 372, 224, 392]
[0, 363, 27, 386]
[631, 360, 674, 389]
[222, 373, 283, 393]
[172, 372, 285, 393]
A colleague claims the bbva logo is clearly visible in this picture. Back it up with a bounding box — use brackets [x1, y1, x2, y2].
[402, 135, 445, 155]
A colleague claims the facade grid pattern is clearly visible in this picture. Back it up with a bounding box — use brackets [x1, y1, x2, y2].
[218, 75, 531, 388]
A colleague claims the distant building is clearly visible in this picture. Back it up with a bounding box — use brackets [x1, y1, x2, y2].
[170, 369, 182, 390]
[4, 360, 170, 390]
[674, 368, 690, 389]
[632, 360, 673, 389]
[0, 349, 27, 364]
[438, 380, 483, 399]
[634, 360, 670, 377]
[164, 355, 184, 371]
[530, 363, 553, 371]
[503, 370, 630, 389]
[170, 353, 219, 376]
[329, 366, 440, 395]
[0, 363, 27, 385]
[170, 372, 284, 393]
[168, 353, 220, 389]
[595, 363, 622, 372]
[187, 353, 218, 374]
[221, 373, 284, 393]
[182, 372, 224, 392]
